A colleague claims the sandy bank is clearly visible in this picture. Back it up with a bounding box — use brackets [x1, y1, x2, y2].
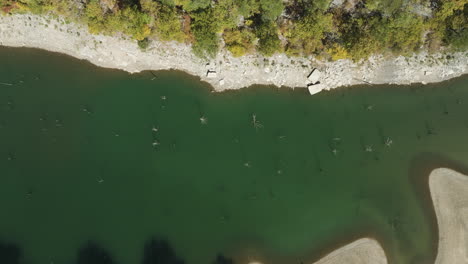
[311, 238, 387, 264]
[0, 14, 467, 93]
[430, 168, 468, 264]
[310, 168, 468, 264]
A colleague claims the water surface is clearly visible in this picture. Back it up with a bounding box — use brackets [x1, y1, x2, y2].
[0, 47, 467, 264]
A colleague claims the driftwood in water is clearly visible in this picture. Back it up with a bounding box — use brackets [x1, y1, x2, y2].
[150, 71, 158, 80]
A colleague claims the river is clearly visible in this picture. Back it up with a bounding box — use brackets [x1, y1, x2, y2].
[0, 47, 467, 264]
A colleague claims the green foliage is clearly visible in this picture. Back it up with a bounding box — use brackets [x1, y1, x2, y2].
[3, 0, 76, 18]
[326, 44, 350, 60]
[430, 0, 468, 49]
[175, 0, 211, 11]
[285, 9, 334, 55]
[138, 38, 150, 49]
[191, 8, 219, 58]
[259, 0, 283, 21]
[434, 0, 466, 22]
[337, 9, 424, 60]
[119, 7, 151, 40]
[445, 5, 468, 50]
[154, 4, 185, 42]
[365, 0, 404, 14]
[5, 0, 467, 60]
[382, 12, 424, 53]
[288, 0, 332, 11]
[157, 0, 176, 7]
[314, 0, 333, 11]
[338, 15, 386, 60]
[255, 21, 281, 56]
[447, 28, 468, 50]
[223, 28, 255, 56]
[14, 0, 49, 13]
[140, 0, 160, 13]
[85, 0, 106, 33]
[86, 1, 103, 21]
[84, 2, 151, 40]
[140, 0, 183, 42]
[213, 0, 240, 31]
[235, 0, 260, 17]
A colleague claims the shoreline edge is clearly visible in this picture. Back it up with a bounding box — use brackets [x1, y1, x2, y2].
[1, 13, 467, 93]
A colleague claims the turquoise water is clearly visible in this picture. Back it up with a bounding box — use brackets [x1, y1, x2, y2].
[0, 47, 467, 264]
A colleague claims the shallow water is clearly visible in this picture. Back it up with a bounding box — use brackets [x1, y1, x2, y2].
[0, 47, 467, 264]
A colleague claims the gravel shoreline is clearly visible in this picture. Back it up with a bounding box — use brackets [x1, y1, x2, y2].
[1, 13, 467, 93]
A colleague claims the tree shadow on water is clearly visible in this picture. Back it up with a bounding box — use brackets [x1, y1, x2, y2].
[76, 241, 116, 264]
[0, 241, 21, 264]
[142, 238, 184, 264]
[212, 254, 233, 264]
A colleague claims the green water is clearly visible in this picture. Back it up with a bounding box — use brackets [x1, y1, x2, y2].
[0, 47, 467, 264]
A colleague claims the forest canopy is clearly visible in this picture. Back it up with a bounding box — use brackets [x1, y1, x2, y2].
[1, 0, 467, 60]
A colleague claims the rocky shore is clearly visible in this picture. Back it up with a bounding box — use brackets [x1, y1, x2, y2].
[0, 13, 467, 93]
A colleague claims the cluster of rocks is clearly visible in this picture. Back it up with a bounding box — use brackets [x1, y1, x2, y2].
[306, 68, 324, 95]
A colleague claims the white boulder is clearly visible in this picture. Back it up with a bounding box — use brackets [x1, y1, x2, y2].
[308, 68, 322, 84]
[307, 83, 324, 95]
[206, 70, 217, 78]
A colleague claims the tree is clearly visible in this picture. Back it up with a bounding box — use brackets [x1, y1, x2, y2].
[285, 9, 334, 55]
[382, 12, 424, 53]
[138, 38, 150, 49]
[154, 5, 186, 42]
[175, 0, 211, 11]
[213, 0, 240, 31]
[326, 43, 350, 60]
[255, 20, 281, 56]
[429, 0, 468, 49]
[338, 15, 386, 60]
[223, 28, 255, 56]
[445, 5, 468, 50]
[365, 0, 404, 15]
[259, 0, 283, 21]
[191, 8, 220, 58]
[5, 0, 467, 59]
[234, 0, 260, 17]
[118, 6, 151, 40]
[85, 0, 106, 33]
